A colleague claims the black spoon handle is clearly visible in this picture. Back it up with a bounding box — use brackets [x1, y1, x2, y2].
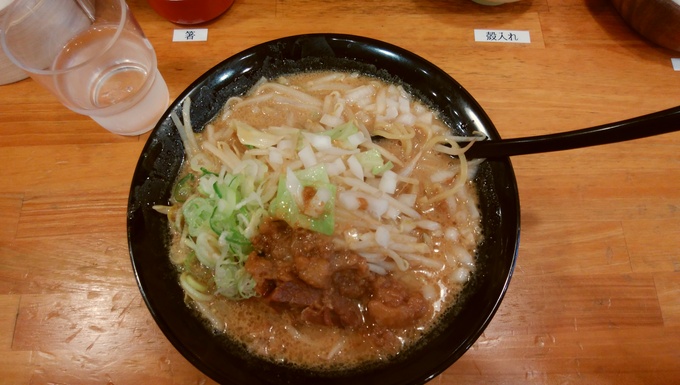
[464, 105, 680, 159]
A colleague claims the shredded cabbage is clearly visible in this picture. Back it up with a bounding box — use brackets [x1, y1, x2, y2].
[355, 148, 393, 176]
[269, 164, 336, 235]
[233, 120, 284, 148]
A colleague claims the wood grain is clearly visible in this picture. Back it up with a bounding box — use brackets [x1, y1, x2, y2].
[1, 0, 679, 384]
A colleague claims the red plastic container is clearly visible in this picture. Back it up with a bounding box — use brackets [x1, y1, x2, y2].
[146, 0, 235, 25]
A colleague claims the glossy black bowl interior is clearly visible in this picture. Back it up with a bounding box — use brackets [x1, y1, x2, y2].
[127, 34, 521, 385]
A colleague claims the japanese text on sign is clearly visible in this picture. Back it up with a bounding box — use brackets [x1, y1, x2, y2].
[173, 29, 209, 42]
[474, 29, 531, 44]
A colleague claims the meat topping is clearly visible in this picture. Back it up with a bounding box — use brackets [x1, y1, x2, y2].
[244, 218, 430, 331]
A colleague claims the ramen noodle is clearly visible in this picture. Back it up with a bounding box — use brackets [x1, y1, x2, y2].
[156, 71, 484, 370]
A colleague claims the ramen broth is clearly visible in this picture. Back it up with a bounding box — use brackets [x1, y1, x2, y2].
[164, 71, 483, 369]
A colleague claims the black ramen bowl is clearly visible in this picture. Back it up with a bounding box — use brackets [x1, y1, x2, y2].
[127, 34, 521, 385]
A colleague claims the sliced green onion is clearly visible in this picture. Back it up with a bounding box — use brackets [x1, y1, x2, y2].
[182, 197, 214, 237]
[172, 173, 196, 203]
[200, 167, 218, 176]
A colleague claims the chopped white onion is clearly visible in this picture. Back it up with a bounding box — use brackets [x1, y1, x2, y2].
[346, 131, 366, 147]
[375, 88, 386, 115]
[316, 186, 332, 203]
[395, 113, 417, 126]
[375, 226, 391, 248]
[268, 148, 283, 165]
[319, 113, 345, 128]
[325, 157, 347, 176]
[386, 95, 398, 109]
[345, 85, 375, 102]
[398, 96, 410, 114]
[385, 206, 400, 220]
[303, 132, 333, 151]
[451, 267, 471, 284]
[378, 169, 398, 194]
[398, 193, 417, 207]
[298, 145, 317, 169]
[277, 138, 295, 152]
[451, 244, 474, 266]
[421, 284, 438, 302]
[444, 227, 460, 242]
[286, 167, 303, 205]
[305, 187, 332, 218]
[338, 191, 361, 210]
[446, 196, 458, 214]
[413, 103, 426, 114]
[384, 105, 398, 120]
[417, 111, 433, 125]
[367, 197, 389, 218]
[346, 155, 364, 180]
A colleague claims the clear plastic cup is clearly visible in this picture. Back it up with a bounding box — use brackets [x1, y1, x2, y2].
[0, 0, 29, 85]
[0, 0, 169, 135]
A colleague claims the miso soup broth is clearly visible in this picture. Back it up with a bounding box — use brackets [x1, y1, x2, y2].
[160, 71, 484, 370]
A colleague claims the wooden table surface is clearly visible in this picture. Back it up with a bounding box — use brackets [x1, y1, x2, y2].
[1, 0, 679, 384]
